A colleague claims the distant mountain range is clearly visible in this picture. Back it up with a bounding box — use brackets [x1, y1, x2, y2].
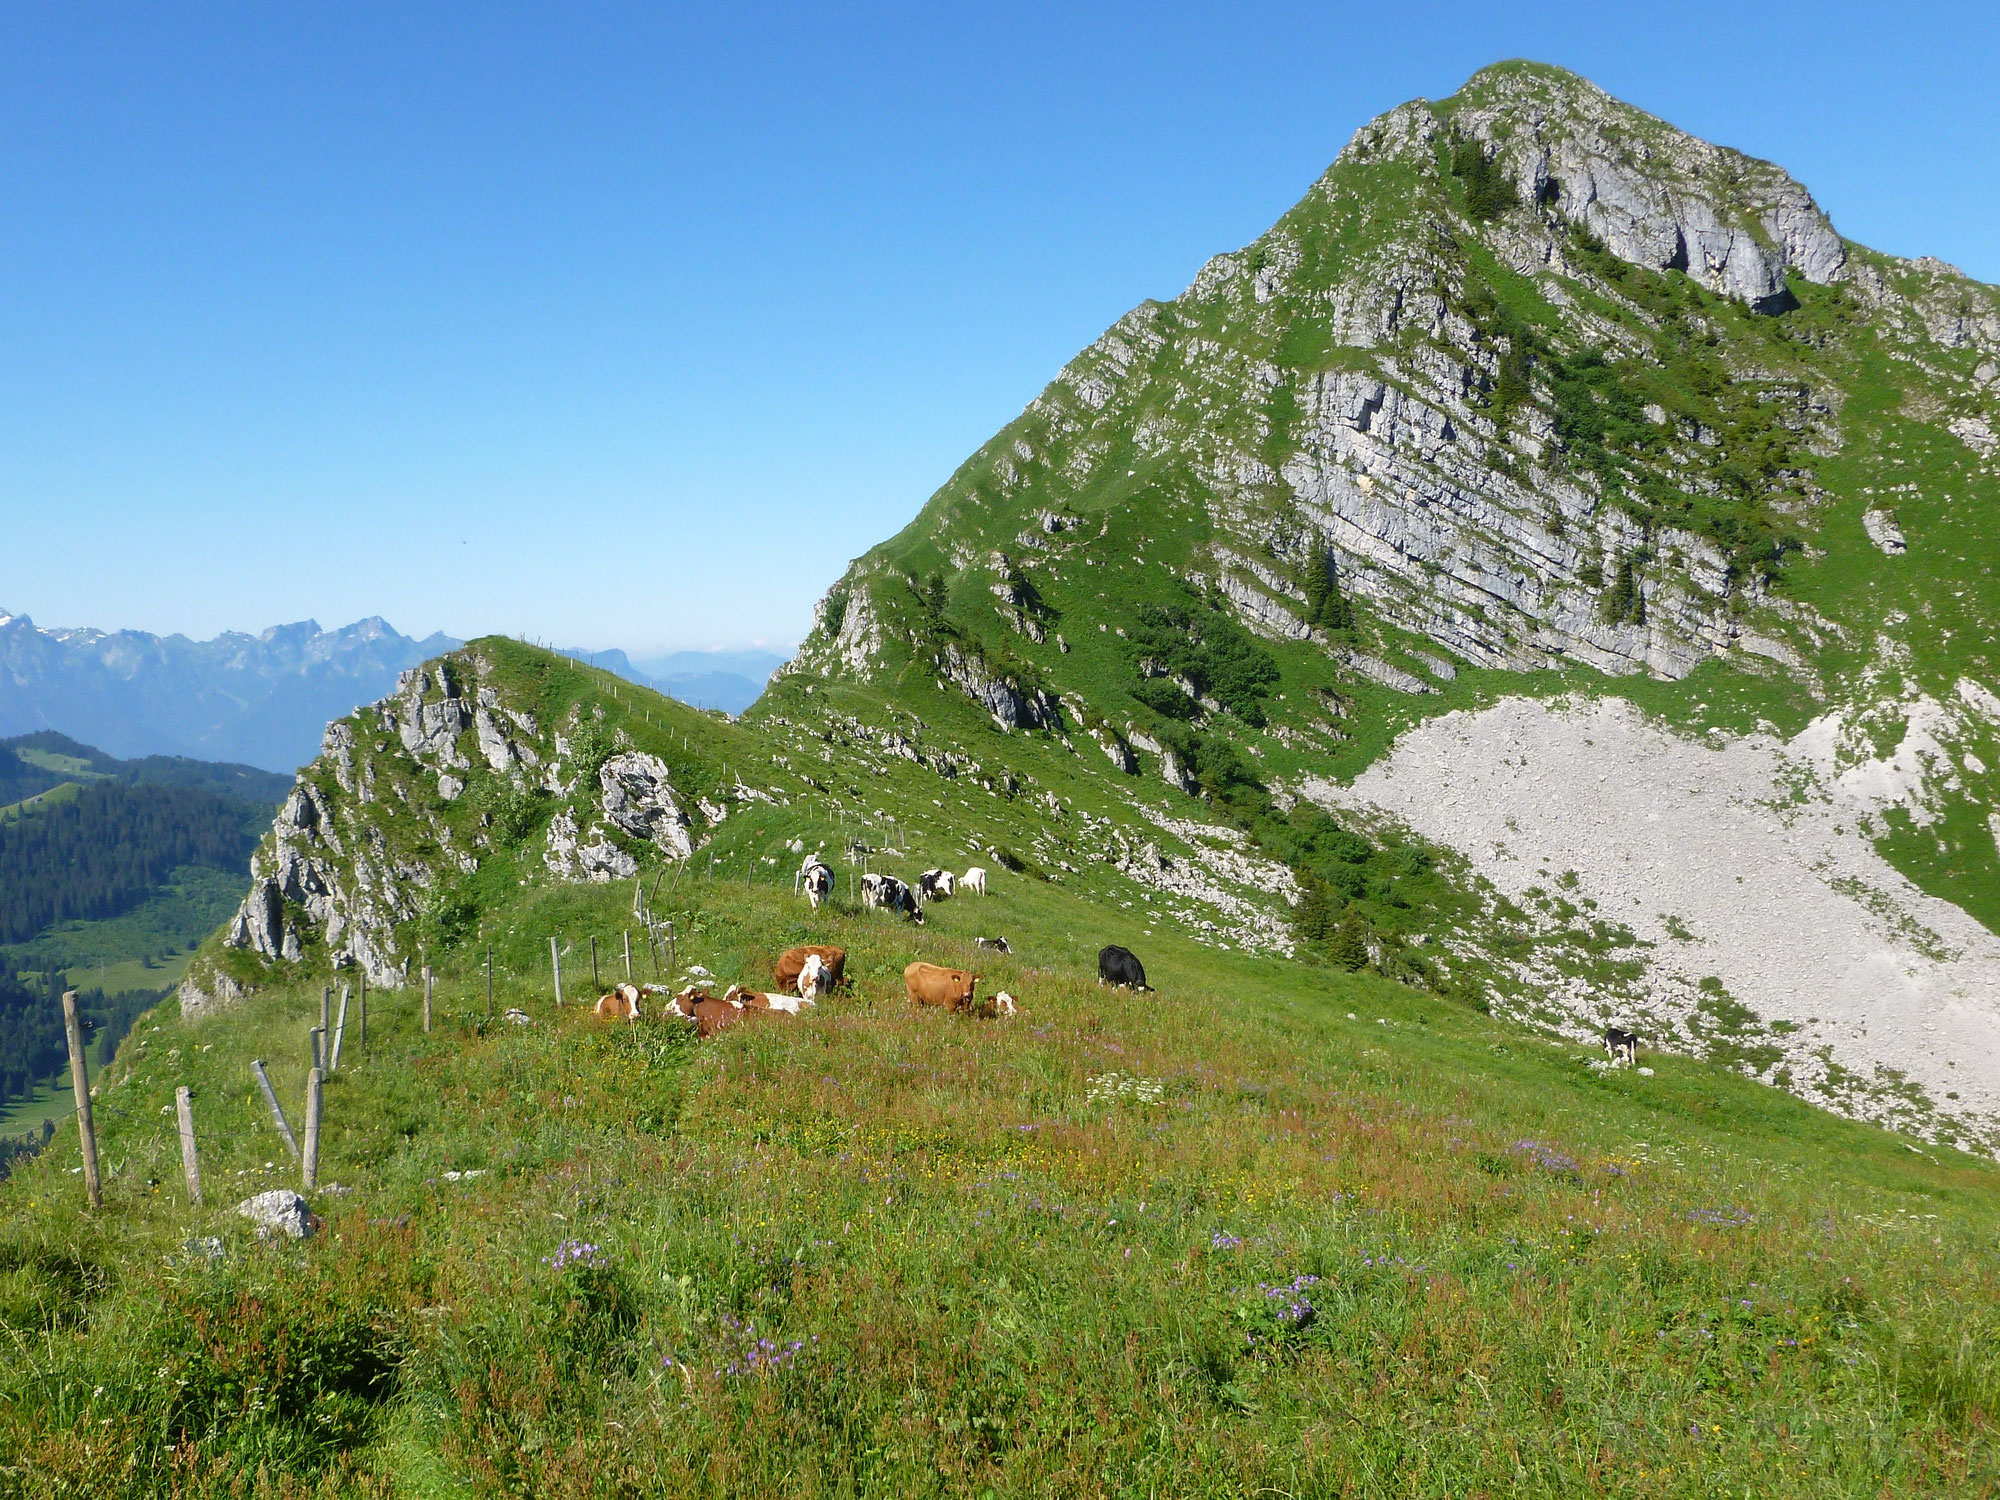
[0, 608, 794, 773]
[0, 611, 458, 772]
[557, 646, 789, 715]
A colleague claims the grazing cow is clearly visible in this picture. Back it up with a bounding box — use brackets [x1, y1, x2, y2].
[1603, 1027, 1641, 1066]
[866, 874, 924, 923]
[800, 856, 833, 909]
[973, 936, 1011, 954]
[662, 986, 744, 1038]
[594, 983, 643, 1021]
[918, 869, 955, 903]
[724, 984, 815, 1016]
[962, 866, 988, 897]
[774, 944, 847, 995]
[1097, 945, 1149, 991]
[904, 961, 980, 1012]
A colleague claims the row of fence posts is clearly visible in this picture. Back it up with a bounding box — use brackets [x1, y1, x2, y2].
[56, 879, 693, 1210]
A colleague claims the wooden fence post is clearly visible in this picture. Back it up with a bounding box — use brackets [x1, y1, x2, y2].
[61, 991, 101, 1209]
[321, 984, 331, 1040]
[358, 972, 367, 1046]
[309, 1025, 323, 1072]
[250, 1060, 300, 1159]
[590, 937, 599, 991]
[331, 987, 350, 1073]
[423, 966, 434, 1031]
[623, 930, 632, 982]
[550, 939, 563, 1007]
[302, 1068, 323, 1191]
[486, 947, 494, 1018]
[175, 1085, 203, 1207]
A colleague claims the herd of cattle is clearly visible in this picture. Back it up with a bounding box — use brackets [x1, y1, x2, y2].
[798, 851, 988, 925]
[585, 943, 1019, 1036]
[574, 852, 1156, 1041]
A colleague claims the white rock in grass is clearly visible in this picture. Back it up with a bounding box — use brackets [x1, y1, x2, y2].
[236, 1189, 318, 1240]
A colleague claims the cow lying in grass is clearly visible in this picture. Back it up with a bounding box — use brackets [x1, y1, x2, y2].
[774, 944, 846, 996]
[723, 983, 816, 1016]
[904, 962, 1017, 1018]
[659, 986, 743, 1038]
[594, 984, 643, 1021]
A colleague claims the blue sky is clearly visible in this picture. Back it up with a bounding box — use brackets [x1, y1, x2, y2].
[2, 2, 1994, 654]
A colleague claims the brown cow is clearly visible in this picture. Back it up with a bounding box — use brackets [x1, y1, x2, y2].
[774, 945, 846, 995]
[904, 961, 979, 1012]
[661, 986, 745, 1038]
[723, 984, 814, 1016]
[594, 983, 642, 1021]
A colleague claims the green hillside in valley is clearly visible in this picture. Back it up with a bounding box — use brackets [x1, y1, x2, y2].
[8, 60, 2000, 1495]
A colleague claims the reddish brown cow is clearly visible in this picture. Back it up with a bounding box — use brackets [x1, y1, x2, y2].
[594, 983, 642, 1021]
[661, 986, 744, 1038]
[774, 945, 846, 995]
[904, 961, 979, 1012]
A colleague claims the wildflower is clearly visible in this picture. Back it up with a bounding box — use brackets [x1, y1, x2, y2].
[1686, 1207, 1754, 1227]
[1211, 1232, 1244, 1251]
[543, 1238, 608, 1271]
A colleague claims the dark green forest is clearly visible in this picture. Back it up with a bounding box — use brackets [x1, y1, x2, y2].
[0, 781, 261, 945]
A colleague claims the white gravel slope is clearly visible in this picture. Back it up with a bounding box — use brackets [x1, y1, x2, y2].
[1308, 695, 2000, 1151]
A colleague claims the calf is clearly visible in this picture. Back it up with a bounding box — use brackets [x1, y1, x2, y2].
[904, 961, 980, 1012]
[1097, 945, 1149, 991]
[1603, 1027, 1641, 1067]
[594, 983, 643, 1021]
[962, 866, 988, 897]
[973, 936, 1011, 954]
[774, 944, 846, 995]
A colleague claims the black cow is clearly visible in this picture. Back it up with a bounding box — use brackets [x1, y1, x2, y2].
[1098, 945, 1149, 991]
[1603, 1027, 1641, 1066]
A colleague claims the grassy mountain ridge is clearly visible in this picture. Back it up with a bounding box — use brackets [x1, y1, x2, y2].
[4, 638, 1998, 1493]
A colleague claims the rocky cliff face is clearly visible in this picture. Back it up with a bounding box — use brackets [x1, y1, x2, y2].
[180, 646, 706, 1016]
[791, 62, 1996, 708]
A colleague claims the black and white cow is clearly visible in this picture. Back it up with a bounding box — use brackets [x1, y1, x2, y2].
[917, 868, 955, 903]
[863, 873, 924, 923]
[1603, 1027, 1641, 1066]
[799, 854, 833, 909]
[1097, 945, 1149, 991]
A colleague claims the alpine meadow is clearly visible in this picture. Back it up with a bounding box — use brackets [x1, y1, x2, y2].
[7, 62, 2000, 1497]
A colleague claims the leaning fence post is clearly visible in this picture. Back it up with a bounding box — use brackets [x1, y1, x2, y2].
[61, 991, 101, 1209]
[250, 1060, 300, 1159]
[321, 984, 331, 1040]
[590, 937, 599, 991]
[550, 938, 563, 1007]
[175, 1085, 203, 1207]
[302, 1068, 323, 1191]
[423, 965, 434, 1032]
[331, 987, 350, 1073]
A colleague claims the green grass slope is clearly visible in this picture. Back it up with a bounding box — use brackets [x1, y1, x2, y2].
[1, 646, 1997, 1494]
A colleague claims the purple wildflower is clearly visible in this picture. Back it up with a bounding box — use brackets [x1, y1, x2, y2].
[542, 1238, 608, 1271]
